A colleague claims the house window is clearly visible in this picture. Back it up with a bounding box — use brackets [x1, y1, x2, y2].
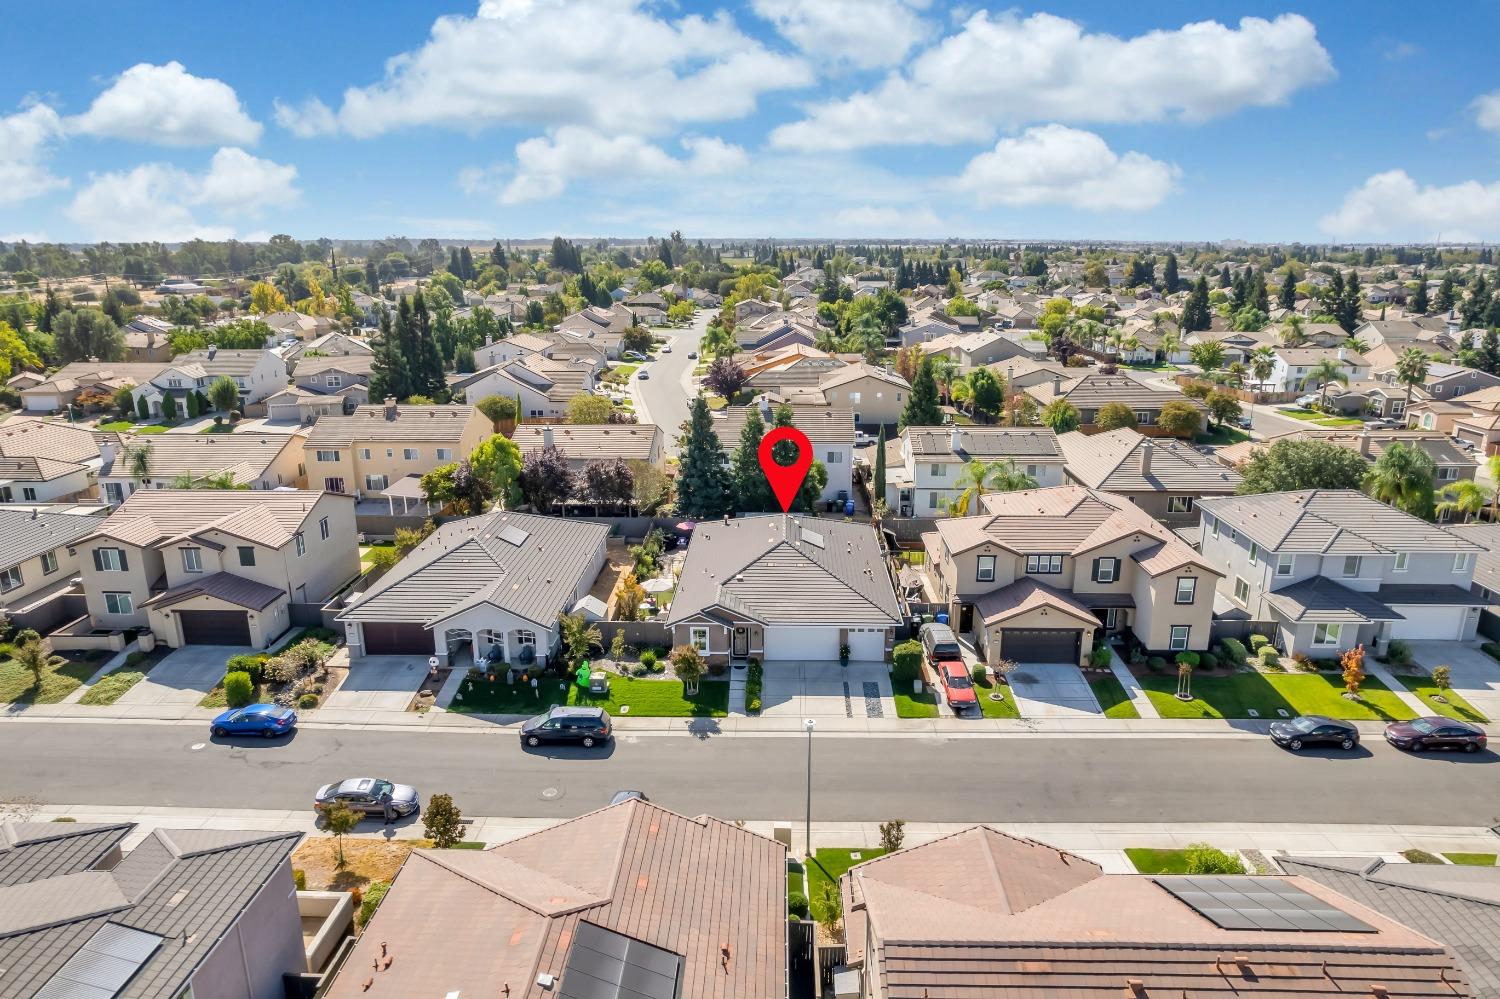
[1166, 496, 1194, 514]
[436, 448, 453, 461]
[366, 474, 389, 491]
[1103, 607, 1118, 629]
[1248, 542, 1258, 566]
[690, 627, 710, 654]
[977, 555, 995, 582]
[1234, 577, 1250, 603]
[1276, 553, 1294, 577]
[1342, 556, 1361, 577]
[104, 592, 134, 615]
[930, 463, 944, 477]
[1135, 411, 1154, 425]
[104, 482, 124, 505]
[403, 448, 419, 461]
[359, 448, 372, 460]
[181, 548, 202, 573]
[238, 546, 256, 567]
[315, 450, 341, 462]
[326, 374, 342, 388]
[386, 449, 394, 458]
[927, 492, 938, 510]
[1094, 558, 1118, 583]
[1025, 464, 1038, 477]
[1456, 552, 1473, 572]
[1394, 552, 1408, 573]
[1169, 625, 1190, 651]
[319, 516, 330, 540]
[295, 532, 306, 557]
[1438, 466, 1459, 481]
[825, 451, 843, 464]
[1026, 554, 1063, 574]
[1175, 577, 1197, 604]
[40, 550, 57, 575]
[21, 487, 36, 501]
[848, 392, 861, 404]
[0, 566, 21, 592]
[1209, 517, 1219, 539]
[1313, 622, 1342, 647]
[95, 548, 126, 572]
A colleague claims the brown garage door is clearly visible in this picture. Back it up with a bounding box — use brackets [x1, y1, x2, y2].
[361, 621, 431, 655]
[179, 609, 252, 646]
[1001, 628, 1081, 663]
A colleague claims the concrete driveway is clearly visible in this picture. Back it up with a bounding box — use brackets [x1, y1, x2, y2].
[760, 661, 896, 719]
[1406, 641, 1500, 722]
[116, 645, 242, 706]
[1007, 662, 1103, 718]
[322, 656, 429, 711]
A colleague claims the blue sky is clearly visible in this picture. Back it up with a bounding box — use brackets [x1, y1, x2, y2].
[2, 0, 1498, 244]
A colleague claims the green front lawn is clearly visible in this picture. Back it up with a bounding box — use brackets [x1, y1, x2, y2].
[447, 674, 728, 717]
[1196, 425, 1251, 446]
[1444, 853, 1497, 866]
[975, 679, 1020, 718]
[807, 848, 887, 920]
[130, 424, 171, 435]
[0, 651, 107, 705]
[894, 688, 940, 718]
[1394, 675, 1489, 723]
[1119, 362, 1180, 372]
[198, 422, 235, 434]
[97, 420, 133, 431]
[1139, 672, 1416, 721]
[1125, 848, 1196, 874]
[79, 671, 147, 705]
[1276, 408, 1364, 427]
[358, 541, 395, 568]
[1090, 674, 1141, 719]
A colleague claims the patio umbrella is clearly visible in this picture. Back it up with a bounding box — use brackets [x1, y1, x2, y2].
[641, 577, 674, 593]
[675, 521, 696, 532]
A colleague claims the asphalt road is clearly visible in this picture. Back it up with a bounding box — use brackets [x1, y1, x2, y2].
[4, 723, 1498, 826]
[632, 311, 708, 454]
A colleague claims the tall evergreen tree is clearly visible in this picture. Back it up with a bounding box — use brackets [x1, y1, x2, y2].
[900, 357, 942, 430]
[1218, 264, 1232, 289]
[1435, 272, 1457, 313]
[459, 246, 475, 281]
[729, 406, 773, 512]
[1251, 270, 1270, 314]
[1162, 253, 1179, 294]
[1335, 270, 1362, 333]
[1410, 273, 1429, 314]
[872, 425, 887, 510]
[411, 291, 446, 396]
[491, 241, 508, 268]
[448, 247, 462, 277]
[1278, 271, 1297, 311]
[1483, 329, 1500, 375]
[369, 305, 409, 401]
[674, 397, 732, 518]
[1462, 275, 1492, 329]
[1181, 275, 1213, 333]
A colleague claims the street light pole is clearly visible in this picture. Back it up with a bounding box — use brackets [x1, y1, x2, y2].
[804, 717, 816, 859]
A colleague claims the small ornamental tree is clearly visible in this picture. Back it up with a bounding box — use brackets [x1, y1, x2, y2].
[136, 394, 150, 421]
[1206, 391, 1242, 428]
[1095, 402, 1136, 431]
[703, 358, 748, 400]
[1431, 664, 1452, 691]
[879, 820, 906, 853]
[1039, 398, 1081, 433]
[1341, 644, 1365, 697]
[322, 801, 360, 868]
[1157, 400, 1202, 438]
[476, 394, 517, 430]
[422, 793, 466, 848]
[670, 644, 706, 694]
[160, 391, 178, 421]
[615, 571, 646, 620]
[519, 445, 575, 512]
[208, 375, 240, 413]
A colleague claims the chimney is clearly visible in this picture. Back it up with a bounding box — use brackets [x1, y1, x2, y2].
[1336, 346, 1346, 361]
[542, 425, 555, 448]
[1052, 375, 1062, 394]
[99, 439, 117, 467]
[207, 344, 217, 360]
[1359, 430, 1372, 457]
[384, 396, 398, 420]
[760, 395, 773, 420]
[1140, 441, 1154, 475]
[950, 425, 961, 453]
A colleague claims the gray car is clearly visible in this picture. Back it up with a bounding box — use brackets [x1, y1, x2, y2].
[314, 777, 419, 818]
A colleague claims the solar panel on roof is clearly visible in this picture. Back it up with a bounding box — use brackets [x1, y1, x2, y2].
[802, 529, 824, 549]
[34, 923, 163, 999]
[498, 525, 531, 547]
[1155, 876, 1375, 933]
[558, 921, 683, 999]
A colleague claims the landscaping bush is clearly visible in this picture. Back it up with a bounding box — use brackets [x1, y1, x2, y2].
[879, 819, 906, 852]
[223, 670, 253, 708]
[1483, 642, 1500, 663]
[788, 890, 809, 919]
[1089, 645, 1112, 669]
[1147, 656, 1166, 673]
[297, 693, 319, 709]
[358, 881, 390, 926]
[1184, 843, 1246, 874]
[293, 869, 306, 890]
[1248, 634, 1269, 650]
[1258, 645, 1281, 669]
[746, 658, 763, 714]
[226, 653, 269, 683]
[1401, 849, 1443, 865]
[1175, 651, 1200, 669]
[262, 654, 302, 685]
[892, 640, 923, 684]
[1219, 637, 1247, 665]
[640, 649, 657, 670]
[1385, 639, 1412, 667]
[1431, 665, 1452, 691]
[1198, 652, 1218, 670]
[971, 662, 989, 683]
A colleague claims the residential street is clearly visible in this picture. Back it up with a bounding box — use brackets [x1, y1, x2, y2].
[3, 723, 1497, 826]
[630, 309, 709, 454]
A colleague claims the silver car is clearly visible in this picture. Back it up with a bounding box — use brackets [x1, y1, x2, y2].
[314, 777, 419, 818]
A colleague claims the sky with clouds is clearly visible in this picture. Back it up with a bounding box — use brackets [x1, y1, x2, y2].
[2, 0, 1499, 244]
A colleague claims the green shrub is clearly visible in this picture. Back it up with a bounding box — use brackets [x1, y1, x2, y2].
[745, 658, 763, 714]
[223, 671, 253, 708]
[1175, 651, 1200, 669]
[227, 653, 269, 683]
[971, 662, 989, 682]
[1184, 843, 1246, 874]
[892, 640, 923, 683]
[293, 868, 306, 890]
[1219, 638, 1247, 665]
[1385, 639, 1412, 666]
[1248, 633, 1269, 650]
[298, 693, 319, 709]
[1147, 656, 1167, 672]
[1198, 652, 1218, 670]
[1089, 646, 1112, 669]
[788, 890, 809, 919]
[1482, 642, 1500, 663]
[640, 649, 657, 670]
[1401, 849, 1443, 865]
[1259, 645, 1281, 668]
[358, 881, 390, 925]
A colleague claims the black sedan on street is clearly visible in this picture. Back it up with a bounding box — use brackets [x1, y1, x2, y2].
[1384, 717, 1487, 753]
[1268, 715, 1359, 751]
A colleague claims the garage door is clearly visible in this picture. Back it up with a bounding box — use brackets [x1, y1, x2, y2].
[361, 621, 432, 655]
[846, 628, 886, 661]
[1001, 628, 1081, 664]
[179, 609, 252, 646]
[762, 627, 840, 661]
[1388, 606, 1466, 641]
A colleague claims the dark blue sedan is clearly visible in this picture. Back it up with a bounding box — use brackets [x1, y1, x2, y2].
[211, 704, 297, 738]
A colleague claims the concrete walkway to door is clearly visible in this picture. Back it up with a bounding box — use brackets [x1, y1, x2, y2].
[759, 661, 896, 719]
[1007, 662, 1103, 718]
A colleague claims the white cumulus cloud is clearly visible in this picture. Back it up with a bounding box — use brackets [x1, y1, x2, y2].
[952, 125, 1178, 211]
[67, 148, 299, 241]
[1473, 91, 1500, 134]
[0, 104, 68, 205]
[70, 61, 262, 146]
[752, 0, 932, 69]
[276, 0, 811, 139]
[272, 97, 338, 139]
[772, 11, 1333, 150]
[1321, 169, 1500, 241]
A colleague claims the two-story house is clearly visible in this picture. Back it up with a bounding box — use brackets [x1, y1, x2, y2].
[450, 355, 597, 419]
[1197, 490, 1486, 656]
[712, 401, 855, 503]
[511, 423, 665, 472]
[1058, 429, 1241, 526]
[96, 432, 307, 506]
[883, 426, 1065, 516]
[1267, 347, 1371, 394]
[1025, 372, 1208, 434]
[303, 400, 491, 498]
[74, 489, 358, 648]
[924, 485, 1221, 663]
[0, 505, 107, 614]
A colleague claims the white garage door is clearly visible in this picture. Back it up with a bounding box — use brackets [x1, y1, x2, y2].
[1388, 606, 1466, 641]
[762, 627, 841, 661]
[846, 628, 886, 661]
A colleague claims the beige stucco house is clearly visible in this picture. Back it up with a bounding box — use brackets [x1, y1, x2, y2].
[303, 400, 491, 498]
[0, 506, 107, 612]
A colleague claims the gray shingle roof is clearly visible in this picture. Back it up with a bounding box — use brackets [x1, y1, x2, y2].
[0, 507, 105, 570]
[305, 404, 480, 444]
[1198, 490, 1483, 555]
[141, 572, 285, 612]
[340, 510, 608, 628]
[0, 822, 131, 888]
[1059, 428, 1241, 492]
[905, 426, 1062, 460]
[512, 425, 661, 461]
[712, 404, 855, 450]
[1264, 577, 1401, 624]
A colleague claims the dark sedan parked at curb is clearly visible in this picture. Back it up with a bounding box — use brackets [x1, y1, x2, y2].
[314, 778, 420, 818]
[520, 705, 612, 748]
[1384, 717, 1487, 753]
[1269, 715, 1359, 751]
[211, 704, 296, 738]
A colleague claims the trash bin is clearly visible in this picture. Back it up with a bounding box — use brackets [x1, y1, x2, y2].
[844, 499, 855, 516]
[935, 612, 949, 625]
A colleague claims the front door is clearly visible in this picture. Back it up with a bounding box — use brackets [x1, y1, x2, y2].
[732, 626, 749, 658]
[958, 603, 974, 634]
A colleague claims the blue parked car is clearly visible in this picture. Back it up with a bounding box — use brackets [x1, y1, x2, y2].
[211, 704, 297, 738]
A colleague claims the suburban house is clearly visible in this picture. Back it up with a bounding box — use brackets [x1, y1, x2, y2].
[1407, 397, 1478, 435]
[451, 355, 597, 418]
[303, 400, 490, 499]
[473, 331, 556, 369]
[712, 401, 855, 503]
[1197, 490, 1486, 655]
[984, 355, 1071, 390]
[1025, 372, 1208, 435]
[1266, 347, 1371, 393]
[1378, 359, 1500, 400]
[121, 315, 175, 362]
[666, 514, 902, 664]
[554, 303, 633, 356]
[338, 509, 607, 663]
[837, 826, 1471, 997]
[74, 489, 358, 648]
[0, 822, 308, 999]
[511, 423, 665, 471]
[285, 352, 373, 407]
[0, 505, 106, 611]
[0, 417, 103, 504]
[921, 329, 1036, 369]
[924, 485, 1221, 662]
[19, 361, 169, 413]
[1216, 430, 1474, 499]
[1322, 378, 1419, 419]
[324, 798, 785, 999]
[802, 362, 911, 428]
[882, 426, 1065, 516]
[96, 432, 307, 505]
[1058, 428, 1241, 525]
[741, 344, 847, 391]
[131, 346, 288, 416]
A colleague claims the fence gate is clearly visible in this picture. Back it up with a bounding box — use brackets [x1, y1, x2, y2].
[788, 920, 816, 999]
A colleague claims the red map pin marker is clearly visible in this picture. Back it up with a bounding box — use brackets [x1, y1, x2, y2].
[758, 426, 813, 513]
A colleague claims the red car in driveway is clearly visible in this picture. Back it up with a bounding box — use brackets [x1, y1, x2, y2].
[932, 657, 978, 713]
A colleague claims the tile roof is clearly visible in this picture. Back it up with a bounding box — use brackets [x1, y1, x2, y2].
[83, 489, 334, 550]
[141, 571, 286, 612]
[1027, 370, 1208, 413]
[172, 347, 276, 377]
[512, 424, 662, 461]
[904, 426, 1062, 460]
[1276, 346, 1371, 366]
[1059, 428, 1241, 492]
[0, 418, 102, 464]
[326, 799, 786, 999]
[666, 514, 901, 628]
[305, 403, 480, 444]
[1197, 490, 1482, 555]
[972, 577, 1101, 627]
[340, 510, 608, 628]
[23, 362, 169, 394]
[1450, 524, 1500, 599]
[712, 403, 855, 449]
[100, 432, 301, 484]
[1217, 430, 1473, 470]
[0, 507, 105, 569]
[1264, 577, 1402, 624]
[0, 455, 86, 482]
[0, 821, 131, 888]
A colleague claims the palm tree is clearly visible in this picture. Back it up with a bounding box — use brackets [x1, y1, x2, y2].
[1394, 346, 1431, 417]
[1363, 442, 1436, 519]
[1160, 326, 1181, 363]
[1436, 480, 1493, 523]
[1280, 314, 1307, 347]
[126, 443, 152, 486]
[1226, 361, 1247, 388]
[1304, 357, 1349, 410]
[946, 459, 1038, 516]
[930, 355, 960, 405]
[1344, 336, 1370, 354]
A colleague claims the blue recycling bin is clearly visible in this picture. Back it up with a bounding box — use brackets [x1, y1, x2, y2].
[844, 499, 855, 516]
[935, 612, 949, 625]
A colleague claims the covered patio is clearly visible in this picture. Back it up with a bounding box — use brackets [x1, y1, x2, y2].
[381, 473, 435, 516]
